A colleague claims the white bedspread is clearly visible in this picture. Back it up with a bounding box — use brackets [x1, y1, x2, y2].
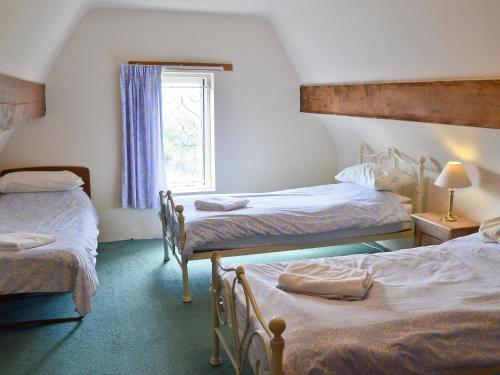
[226, 234, 500, 374]
[173, 183, 411, 259]
[0, 189, 99, 316]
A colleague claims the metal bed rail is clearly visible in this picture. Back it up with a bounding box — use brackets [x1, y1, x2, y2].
[209, 251, 285, 375]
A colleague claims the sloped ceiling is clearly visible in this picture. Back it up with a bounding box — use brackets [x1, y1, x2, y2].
[2, 0, 500, 84]
[1, 0, 499, 220]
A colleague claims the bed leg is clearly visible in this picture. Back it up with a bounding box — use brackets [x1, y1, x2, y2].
[181, 259, 192, 303]
[210, 252, 222, 366]
[162, 238, 170, 262]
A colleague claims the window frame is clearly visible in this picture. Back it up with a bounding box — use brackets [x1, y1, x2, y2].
[161, 70, 216, 194]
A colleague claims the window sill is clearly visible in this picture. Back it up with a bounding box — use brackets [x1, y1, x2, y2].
[172, 189, 217, 196]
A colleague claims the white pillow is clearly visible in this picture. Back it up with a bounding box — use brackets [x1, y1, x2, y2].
[392, 193, 412, 204]
[335, 163, 415, 192]
[0, 171, 84, 193]
[382, 170, 416, 193]
[335, 163, 386, 190]
[479, 217, 500, 244]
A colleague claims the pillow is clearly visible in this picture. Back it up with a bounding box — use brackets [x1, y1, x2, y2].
[0, 171, 84, 193]
[382, 170, 416, 193]
[392, 193, 412, 204]
[335, 163, 386, 190]
[335, 163, 415, 192]
[479, 217, 500, 244]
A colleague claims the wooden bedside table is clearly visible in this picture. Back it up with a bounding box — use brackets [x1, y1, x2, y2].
[411, 212, 480, 247]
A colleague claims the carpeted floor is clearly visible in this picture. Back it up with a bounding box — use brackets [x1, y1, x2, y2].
[0, 240, 385, 375]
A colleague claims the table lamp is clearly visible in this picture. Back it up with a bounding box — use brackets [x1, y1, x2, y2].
[434, 161, 472, 221]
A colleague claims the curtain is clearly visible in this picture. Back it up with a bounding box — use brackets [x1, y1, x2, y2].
[120, 64, 165, 208]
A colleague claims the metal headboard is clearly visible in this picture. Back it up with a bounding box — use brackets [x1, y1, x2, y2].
[358, 145, 426, 213]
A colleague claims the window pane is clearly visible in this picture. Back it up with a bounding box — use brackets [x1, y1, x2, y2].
[161, 72, 213, 192]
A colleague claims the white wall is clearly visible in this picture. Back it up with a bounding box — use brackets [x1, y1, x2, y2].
[290, 0, 500, 225]
[0, 8, 337, 242]
[324, 117, 500, 222]
[0, 0, 89, 82]
[0, 130, 14, 153]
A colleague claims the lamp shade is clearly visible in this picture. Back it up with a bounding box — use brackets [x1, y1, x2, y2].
[434, 161, 472, 188]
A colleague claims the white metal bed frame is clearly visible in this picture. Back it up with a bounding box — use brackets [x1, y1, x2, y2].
[159, 146, 426, 303]
[209, 251, 500, 375]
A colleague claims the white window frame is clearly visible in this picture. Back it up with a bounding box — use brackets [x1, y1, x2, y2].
[161, 70, 215, 194]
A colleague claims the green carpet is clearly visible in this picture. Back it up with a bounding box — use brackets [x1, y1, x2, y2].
[0, 240, 385, 375]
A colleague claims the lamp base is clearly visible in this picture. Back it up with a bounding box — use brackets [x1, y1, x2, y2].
[442, 212, 457, 222]
[442, 188, 457, 222]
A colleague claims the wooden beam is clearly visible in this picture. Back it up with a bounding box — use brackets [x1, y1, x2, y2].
[300, 79, 500, 129]
[0, 73, 46, 131]
[128, 61, 233, 71]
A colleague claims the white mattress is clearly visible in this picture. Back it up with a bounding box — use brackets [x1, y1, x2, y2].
[171, 183, 413, 258]
[225, 234, 500, 374]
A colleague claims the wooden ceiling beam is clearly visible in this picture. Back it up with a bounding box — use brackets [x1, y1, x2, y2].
[300, 79, 500, 129]
[0, 73, 46, 131]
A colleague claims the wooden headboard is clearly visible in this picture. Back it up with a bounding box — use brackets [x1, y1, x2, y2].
[0, 166, 91, 198]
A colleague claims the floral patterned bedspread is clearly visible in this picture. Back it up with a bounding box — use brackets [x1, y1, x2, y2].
[0, 189, 99, 315]
[227, 234, 500, 374]
[173, 183, 411, 259]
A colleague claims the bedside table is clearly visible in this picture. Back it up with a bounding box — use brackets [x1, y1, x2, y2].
[411, 212, 480, 247]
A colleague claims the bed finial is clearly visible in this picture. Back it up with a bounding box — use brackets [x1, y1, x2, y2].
[211, 251, 221, 262]
[175, 204, 184, 215]
[236, 265, 245, 276]
[269, 317, 286, 375]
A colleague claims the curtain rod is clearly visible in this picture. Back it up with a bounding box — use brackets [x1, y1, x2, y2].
[128, 61, 233, 71]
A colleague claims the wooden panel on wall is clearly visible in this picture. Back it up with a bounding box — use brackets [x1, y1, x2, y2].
[0, 73, 46, 131]
[300, 79, 500, 129]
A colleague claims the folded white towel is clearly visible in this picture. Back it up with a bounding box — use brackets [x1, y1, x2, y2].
[194, 196, 249, 211]
[0, 232, 57, 251]
[277, 260, 373, 301]
[479, 217, 500, 244]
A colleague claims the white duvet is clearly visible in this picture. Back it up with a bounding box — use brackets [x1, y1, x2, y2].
[172, 183, 411, 259]
[0, 189, 99, 316]
[226, 234, 500, 374]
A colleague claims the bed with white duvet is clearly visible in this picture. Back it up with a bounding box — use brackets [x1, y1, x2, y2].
[212, 231, 500, 375]
[0, 188, 99, 316]
[160, 147, 426, 303]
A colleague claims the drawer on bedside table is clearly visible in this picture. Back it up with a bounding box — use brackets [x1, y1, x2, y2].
[418, 232, 443, 246]
[411, 212, 480, 247]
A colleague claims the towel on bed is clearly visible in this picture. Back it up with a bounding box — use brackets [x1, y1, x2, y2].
[0, 232, 57, 251]
[479, 217, 500, 243]
[277, 260, 373, 300]
[194, 196, 249, 211]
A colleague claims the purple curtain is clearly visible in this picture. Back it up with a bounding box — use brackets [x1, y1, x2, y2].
[120, 65, 165, 208]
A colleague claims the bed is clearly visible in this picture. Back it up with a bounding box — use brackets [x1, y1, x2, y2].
[210, 233, 500, 375]
[160, 147, 426, 303]
[0, 166, 99, 328]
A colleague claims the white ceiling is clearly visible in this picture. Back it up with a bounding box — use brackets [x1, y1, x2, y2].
[2, 0, 500, 83]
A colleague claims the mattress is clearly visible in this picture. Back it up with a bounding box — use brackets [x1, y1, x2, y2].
[225, 234, 500, 374]
[0, 189, 99, 316]
[171, 183, 413, 258]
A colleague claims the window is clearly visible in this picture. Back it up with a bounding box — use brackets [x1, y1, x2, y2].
[161, 71, 215, 193]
